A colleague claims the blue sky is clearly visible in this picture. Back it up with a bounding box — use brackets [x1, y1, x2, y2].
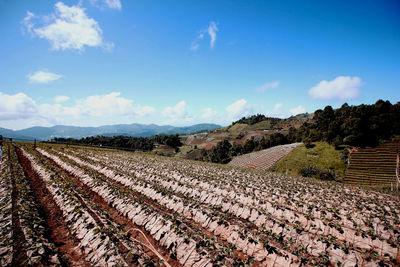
[0, 0, 399, 130]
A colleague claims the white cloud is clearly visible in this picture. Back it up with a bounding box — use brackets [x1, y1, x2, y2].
[0, 91, 155, 129]
[90, 0, 122, 10]
[208, 22, 218, 49]
[190, 43, 200, 51]
[24, 2, 104, 51]
[28, 70, 62, 83]
[76, 92, 154, 117]
[163, 100, 190, 121]
[201, 107, 218, 120]
[289, 105, 306, 115]
[226, 99, 254, 120]
[104, 0, 121, 9]
[190, 22, 218, 51]
[0, 92, 38, 120]
[309, 76, 362, 100]
[54, 95, 70, 103]
[265, 102, 288, 118]
[274, 103, 283, 110]
[190, 32, 204, 51]
[256, 80, 280, 92]
[21, 11, 35, 35]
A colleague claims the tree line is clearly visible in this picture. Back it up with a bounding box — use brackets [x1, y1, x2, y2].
[293, 100, 400, 147]
[201, 100, 400, 164]
[201, 132, 289, 163]
[232, 114, 281, 126]
[52, 134, 182, 151]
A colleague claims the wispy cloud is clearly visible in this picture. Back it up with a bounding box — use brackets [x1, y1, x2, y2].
[309, 76, 362, 100]
[22, 2, 106, 51]
[54, 95, 70, 103]
[190, 22, 218, 51]
[104, 0, 121, 9]
[21, 11, 35, 35]
[27, 70, 62, 84]
[90, 0, 122, 10]
[190, 33, 204, 51]
[255, 80, 280, 92]
[208, 22, 218, 49]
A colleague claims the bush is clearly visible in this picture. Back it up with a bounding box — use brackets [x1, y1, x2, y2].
[300, 165, 319, 177]
[341, 148, 349, 165]
[300, 165, 337, 180]
[304, 139, 315, 149]
[317, 170, 337, 181]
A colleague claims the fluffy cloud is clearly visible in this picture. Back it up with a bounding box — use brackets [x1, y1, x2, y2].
[256, 81, 280, 92]
[54, 95, 70, 103]
[309, 76, 362, 100]
[265, 102, 287, 118]
[201, 107, 218, 120]
[163, 100, 190, 122]
[190, 22, 218, 51]
[27, 70, 62, 83]
[289, 105, 306, 115]
[226, 99, 254, 120]
[75, 92, 154, 117]
[0, 92, 38, 120]
[23, 2, 103, 50]
[0, 91, 155, 128]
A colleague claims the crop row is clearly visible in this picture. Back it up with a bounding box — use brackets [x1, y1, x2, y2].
[0, 144, 61, 265]
[47, 145, 399, 265]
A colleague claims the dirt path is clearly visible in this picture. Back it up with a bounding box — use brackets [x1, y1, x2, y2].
[15, 146, 90, 266]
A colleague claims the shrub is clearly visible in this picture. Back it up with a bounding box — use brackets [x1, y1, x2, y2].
[317, 170, 337, 181]
[300, 165, 319, 177]
[300, 165, 338, 181]
[304, 139, 315, 149]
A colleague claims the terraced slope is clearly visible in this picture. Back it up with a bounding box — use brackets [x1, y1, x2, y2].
[344, 141, 400, 185]
[228, 143, 302, 171]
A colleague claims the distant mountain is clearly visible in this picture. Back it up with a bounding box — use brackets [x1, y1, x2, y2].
[0, 127, 32, 140]
[0, 123, 221, 140]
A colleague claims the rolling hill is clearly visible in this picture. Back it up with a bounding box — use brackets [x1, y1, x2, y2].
[0, 123, 221, 140]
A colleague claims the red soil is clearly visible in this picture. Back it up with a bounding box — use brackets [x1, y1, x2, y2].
[43, 154, 180, 267]
[15, 146, 90, 267]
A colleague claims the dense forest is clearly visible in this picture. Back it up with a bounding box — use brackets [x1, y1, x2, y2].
[52, 134, 182, 151]
[294, 100, 400, 147]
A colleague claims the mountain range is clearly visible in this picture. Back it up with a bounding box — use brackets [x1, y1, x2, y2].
[0, 123, 221, 141]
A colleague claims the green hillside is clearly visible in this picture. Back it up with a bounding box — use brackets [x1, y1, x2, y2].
[270, 142, 346, 180]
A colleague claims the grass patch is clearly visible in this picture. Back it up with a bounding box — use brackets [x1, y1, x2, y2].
[270, 142, 346, 179]
[227, 123, 248, 135]
[247, 120, 272, 130]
